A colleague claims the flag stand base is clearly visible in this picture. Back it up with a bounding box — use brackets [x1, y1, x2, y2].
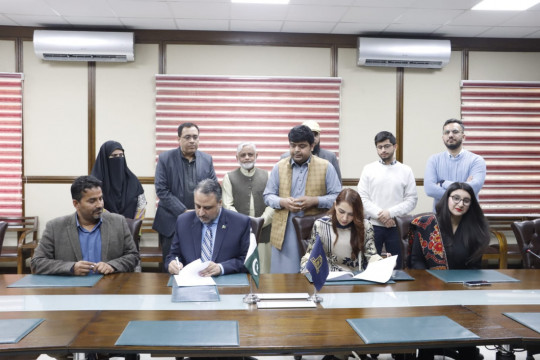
[243, 293, 259, 304]
[308, 293, 323, 303]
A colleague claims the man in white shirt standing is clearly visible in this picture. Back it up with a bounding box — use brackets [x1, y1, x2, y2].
[357, 131, 418, 269]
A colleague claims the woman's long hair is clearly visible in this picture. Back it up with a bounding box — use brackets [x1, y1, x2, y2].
[435, 182, 490, 264]
[328, 188, 365, 260]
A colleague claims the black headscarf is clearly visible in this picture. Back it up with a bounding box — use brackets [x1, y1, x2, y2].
[90, 141, 144, 218]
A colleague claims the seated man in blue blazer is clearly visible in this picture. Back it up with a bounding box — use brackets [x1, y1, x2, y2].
[165, 178, 250, 276]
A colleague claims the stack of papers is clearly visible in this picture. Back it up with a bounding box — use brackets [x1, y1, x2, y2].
[327, 255, 398, 284]
[174, 259, 216, 286]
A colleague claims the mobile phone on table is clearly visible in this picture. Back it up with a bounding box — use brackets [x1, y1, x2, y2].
[464, 280, 491, 287]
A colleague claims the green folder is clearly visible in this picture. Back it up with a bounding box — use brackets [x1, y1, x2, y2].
[0, 318, 44, 344]
[115, 320, 239, 346]
[347, 316, 479, 344]
[427, 269, 519, 283]
[504, 312, 540, 334]
[167, 273, 249, 287]
[7, 274, 103, 288]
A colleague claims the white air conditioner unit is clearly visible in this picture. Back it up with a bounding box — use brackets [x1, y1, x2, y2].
[33, 30, 134, 62]
[357, 37, 451, 69]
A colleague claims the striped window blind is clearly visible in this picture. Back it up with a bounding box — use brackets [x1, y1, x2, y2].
[155, 75, 341, 181]
[0, 73, 23, 218]
[461, 80, 540, 216]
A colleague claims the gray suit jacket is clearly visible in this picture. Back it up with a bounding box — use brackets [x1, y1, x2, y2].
[153, 148, 217, 237]
[31, 212, 139, 275]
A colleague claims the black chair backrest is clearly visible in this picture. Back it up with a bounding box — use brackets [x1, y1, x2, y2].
[249, 217, 264, 244]
[511, 218, 540, 269]
[292, 213, 326, 261]
[0, 221, 7, 256]
[125, 218, 143, 251]
[394, 214, 415, 269]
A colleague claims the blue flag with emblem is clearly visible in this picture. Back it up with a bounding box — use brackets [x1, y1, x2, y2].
[305, 234, 329, 291]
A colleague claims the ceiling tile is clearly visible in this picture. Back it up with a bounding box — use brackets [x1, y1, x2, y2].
[524, 29, 540, 38]
[383, 23, 440, 34]
[282, 21, 337, 33]
[230, 4, 288, 21]
[46, 0, 115, 17]
[0, 14, 19, 26]
[108, 0, 171, 18]
[175, 18, 229, 31]
[64, 16, 124, 27]
[291, 0, 355, 5]
[6, 14, 70, 27]
[0, 0, 58, 16]
[480, 26, 539, 38]
[502, 11, 540, 26]
[352, 0, 416, 8]
[449, 10, 518, 26]
[121, 18, 178, 30]
[432, 25, 489, 37]
[342, 7, 406, 23]
[286, 5, 349, 22]
[169, 2, 229, 19]
[410, 0, 482, 10]
[332, 22, 386, 34]
[231, 20, 283, 32]
[395, 9, 464, 24]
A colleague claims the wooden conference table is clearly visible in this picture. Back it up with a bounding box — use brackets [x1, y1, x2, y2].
[1, 269, 540, 358]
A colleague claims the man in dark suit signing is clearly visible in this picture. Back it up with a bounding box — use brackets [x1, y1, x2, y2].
[31, 175, 139, 275]
[153, 122, 217, 267]
[165, 179, 250, 276]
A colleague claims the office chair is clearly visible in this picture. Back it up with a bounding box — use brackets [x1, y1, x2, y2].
[511, 218, 540, 269]
[292, 213, 326, 261]
[0, 221, 8, 256]
[249, 216, 265, 244]
[124, 218, 143, 272]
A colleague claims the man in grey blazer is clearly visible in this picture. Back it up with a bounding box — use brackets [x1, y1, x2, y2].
[31, 175, 139, 275]
[153, 122, 217, 265]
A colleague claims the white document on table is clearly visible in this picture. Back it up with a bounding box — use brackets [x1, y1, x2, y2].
[173, 259, 216, 287]
[352, 255, 398, 283]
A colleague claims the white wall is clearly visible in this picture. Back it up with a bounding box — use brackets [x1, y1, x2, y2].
[337, 48, 396, 180]
[22, 41, 88, 177]
[166, 44, 332, 76]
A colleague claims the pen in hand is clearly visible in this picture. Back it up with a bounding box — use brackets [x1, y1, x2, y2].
[175, 257, 181, 273]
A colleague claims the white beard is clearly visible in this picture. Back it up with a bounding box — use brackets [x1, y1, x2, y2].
[240, 162, 255, 171]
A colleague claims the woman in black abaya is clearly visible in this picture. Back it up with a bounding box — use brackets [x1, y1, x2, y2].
[91, 140, 146, 219]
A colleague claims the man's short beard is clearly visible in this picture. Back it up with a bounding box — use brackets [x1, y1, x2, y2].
[445, 139, 462, 150]
[240, 162, 255, 170]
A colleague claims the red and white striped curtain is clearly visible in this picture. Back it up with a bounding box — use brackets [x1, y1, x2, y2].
[155, 75, 341, 181]
[461, 80, 540, 216]
[0, 73, 23, 218]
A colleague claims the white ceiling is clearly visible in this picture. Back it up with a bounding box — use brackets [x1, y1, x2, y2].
[1, 0, 540, 38]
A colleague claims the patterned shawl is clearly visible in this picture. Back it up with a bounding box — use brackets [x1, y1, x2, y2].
[407, 214, 448, 270]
